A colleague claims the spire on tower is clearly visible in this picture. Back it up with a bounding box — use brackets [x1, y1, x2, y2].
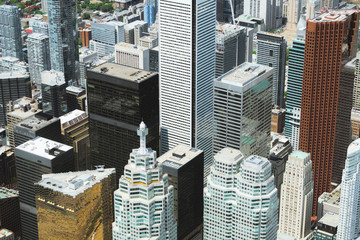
[137, 121, 149, 154]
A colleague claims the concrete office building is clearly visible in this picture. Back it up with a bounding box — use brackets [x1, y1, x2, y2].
[299, 10, 359, 215]
[257, 32, 287, 108]
[13, 113, 61, 147]
[41, 70, 67, 117]
[35, 168, 116, 240]
[287, 0, 302, 28]
[317, 185, 341, 221]
[79, 48, 99, 88]
[59, 110, 90, 171]
[213, 62, 273, 158]
[271, 108, 286, 133]
[0, 5, 22, 60]
[0, 147, 15, 186]
[157, 145, 204, 240]
[47, 0, 76, 82]
[278, 151, 313, 240]
[204, 149, 278, 239]
[159, 0, 216, 181]
[284, 16, 306, 151]
[314, 212, 338, 239]
[112, 123, 177, 239]
[87, 63, 159, 181]
[0, 188, 20, 238]
[0, 71, 31, 127]
[27, 33, 51, 85]
[337, 139, 360, 239]
[65, 86, 85, 112]
[243, 0, 277, 31]
[215, 23, 246, 78]
[15, 137, 74, 240]
[351, 110, 360, 140]
[6, 97, 41, 148]
[124, 20, 148, 45]
[352, 53, 360, 111]
[115, 42, 150, 71]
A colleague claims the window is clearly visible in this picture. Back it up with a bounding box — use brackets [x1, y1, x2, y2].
[269, 50, 273, 56]
[269, 63, 273, 67]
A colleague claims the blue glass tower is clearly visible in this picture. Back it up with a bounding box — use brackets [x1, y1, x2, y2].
[284, 15, 306, 150]
[144, 0, 157, 27]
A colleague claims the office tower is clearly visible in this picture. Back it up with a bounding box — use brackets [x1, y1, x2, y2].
[157, 145, 204, 239]
[66, 86, 85, 112]
[351, 110, 360, 140]
[352, 53, 360, 111]
[115, 43, 150, 70]
[0, 147, 15, 186]
[41, 70, 67, 117]
[144, 0, 157, 27]
[15, 137, 74, 240]
[278, 151, 313, 240]
[41, 0, 47, 11]
[319, 0, 338, 8]
[13, 113, 61, 147]
[0, 5, 22, 60]
[159, 0, 216, 181]
[243, 0, 273, 30]
[299, 10, 359, 215]
[0, 229, 14, 240]
[257, 32, 287, 108]
[47, 0, 76, 82]
[317, 185, 341, 220]
[0, 72, 31, 127]
[59, 110, 90, 171]
[79, 48, 98, 88]
[204, 149, 278, 239]
[314, 213, 338, 239]
[149, 47, 159, 72]
[215, 23, 246, 78]
[112, 122, 177, 239]
[29, 15, 49, 36]
[216, 0, 243, 23]
[139, 35, 158, 48]
[284, 15, 306, 151]
[287, 0, 302, 27]
[337, 138, 360, 239]
[123, 20, 148, 45]
[90, 21, 125, 57]
[0, 188, 20, 238]
[35, 168, 116, 239]
[27, 33, 51, 85]
[0, 128, 5, 147]
[87, 63, 159, 180]
[7, 97, 41, 148]
[213, 62, 273, 158]
[269, 136, 292, 194]
[271, 108, 285, 133]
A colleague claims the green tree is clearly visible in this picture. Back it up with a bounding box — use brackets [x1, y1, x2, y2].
[82, 12, 90, 19]
[78, 38, 82, 46]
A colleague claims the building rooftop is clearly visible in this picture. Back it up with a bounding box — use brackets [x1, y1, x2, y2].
[310, 9, 358, 23]
[66, 86, 85, 95]
[157, 145, 203, 168]
[243, 155, 271, 171]
[214, 147, 243, 164]
[15, 114, 58, 131]
[318, 212, 339, 228]
[41, 70, 66, 86]
[7, 97, 40, 119]
[124, 20, 147, 30]
[91, 62, 155, 82]
[218, 62, 272, 87]
[0, 229, 14, 238]
[319, 185, 341, 206]
[115, 42, 149, 51]
[0, 71, 29, 79]
[59, 109, 87, 129]
[0, 187, 19, 199]
[270, 136, 290, 155]
[36, 168, 115, 198]
[348, 138, 360, 156]
[291, 150, 310, 160]
[351, 109, 360, 122]
[16, 137, 72, 160]
[28, 33, 48, 40]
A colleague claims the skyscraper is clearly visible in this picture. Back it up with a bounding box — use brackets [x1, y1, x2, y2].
[35, 168, 116, 240]
[284, 15, 306, 151]
[337, 138, 360, 239]
[299, 10, 359, 215]
[27, 33, 51, 85]
[204, 149, 278, 239]
[257, 32, 287, 108]
[15, 137, 74, 240]
[287, 0, 302, 27]
[278, 151, 313, 239]
[47, 0, 76, 82]
[0, 188, 21, 238]
[144, 0, 157, 27]
[216, 0, 243, 23]
[0, 5, 22, 60]
[41, 70, 67, 117]
[159, 0, 216, 180]
[157, 145, 204, 240]
[112, 122, 177, 239]
[213, 62, 273, 158]
[87, 63, 159, 181]
[352, 52, 360, 111]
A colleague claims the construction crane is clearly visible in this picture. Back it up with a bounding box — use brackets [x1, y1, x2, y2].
[25, 5, 40, 18]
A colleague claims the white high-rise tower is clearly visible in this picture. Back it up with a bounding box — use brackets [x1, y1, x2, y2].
[278, 151, 313, 240]
[112, 122, 177, 240]
[159, 0, 216, 180]
[337, 138, 360, 240]
[204, 149, 279, 239]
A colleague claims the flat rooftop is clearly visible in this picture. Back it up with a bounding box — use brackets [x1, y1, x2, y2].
[310, 9, 358, 23]
[91, 62, 154, 82]
[157, 145, 203, 167]
[16, 137, 72, 160]
[351, 109, 360, 121]
[0, 71, 29, 79]
[319, 185, 341, 206]
[318, 212, 339, 228]
[214, 147, 243, 164]
[124, 20, 147, 30]
[28, 33, 48, 40]
[348, 138, 360, 156]
[36, 168, 115, 198]
[0, 187, 18, 199]
[41, 70, 65, 86]
[59, 109, 87, 128]
[290, 150, 310, 160]
[115, 42, 149, 51]
[218, 62, 272, 87]
[243, 155, 271, 171]
[66, 86, 85, 94]
[15, 115, 58, 131]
